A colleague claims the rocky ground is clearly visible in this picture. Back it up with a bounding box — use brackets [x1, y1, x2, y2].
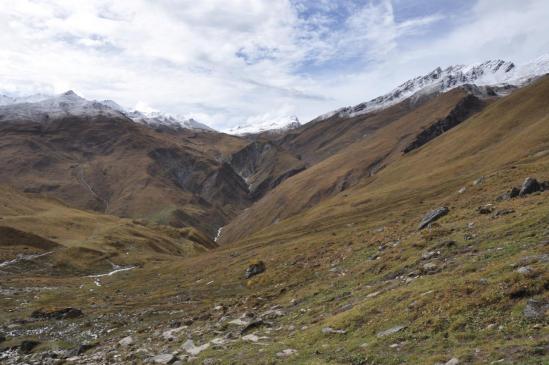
[1, 175, 548, 364]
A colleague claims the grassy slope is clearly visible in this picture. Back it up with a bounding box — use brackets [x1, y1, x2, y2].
[220, 87, 480, 244]
[0, 186, 213, 272]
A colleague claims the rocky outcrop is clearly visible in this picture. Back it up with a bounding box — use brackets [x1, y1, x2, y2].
[228, 141, 305, 200]
[244, 261, 266, 279]
[419, 207, 449, 230]
[403, 94, 484, 153]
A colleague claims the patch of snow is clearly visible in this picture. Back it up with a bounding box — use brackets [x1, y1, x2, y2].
[87, 265, 136, 278]
[314, 54, 549, 121]
[127, 110, 215, 131]
[0, 251, 53, 268]
[214, 226, 224, 242]
[224, 115, 301, 135]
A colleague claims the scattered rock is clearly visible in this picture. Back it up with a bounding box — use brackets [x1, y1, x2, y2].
[473, 176, 484, 186]
[494, 208, 515, 217]
[244, 261, 266, 279]
[261, 308, 285, 320]
[241, 319, 266, 335]
[497, 187, 520, 201]
[162, 326, 186, 341]
[322, 327, 347, 335]
[419, 207, 449, 230]
[31, 307, 83, 320]
[515, 266, 532, 275]
[19, 340, 40, 354]
[421, 262, 440, 274]
[519, 177, 541, 196]
[242, 334, 259, 342]
[458, 187, 466, 194]
[477, 204, 494, 214]
[68, 343, 96, 356]
[445, 358, 460, 365]
[150, 353, 177, 364]
[523, 298, 548, 320]
[422, 251, 439, 260]
[203, 358, 217, 365]
[276, 349, 298, 357]
[377, 325, 406, 337]
[181, 339, 210, 356]
[118, 336, 134, 347]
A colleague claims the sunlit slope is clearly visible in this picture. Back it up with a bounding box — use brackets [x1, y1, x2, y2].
[220, 86, 488, 244]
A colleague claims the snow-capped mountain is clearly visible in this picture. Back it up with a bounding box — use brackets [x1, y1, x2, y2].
[225, 115, 301, 135]
[0, 92, 52, 106]
[127, 110, 214, 131]
[315, 55, 549, 121]
[0, 91, 215, 131]
[0, 90, 125, 123]
[96, 100, 214, 131]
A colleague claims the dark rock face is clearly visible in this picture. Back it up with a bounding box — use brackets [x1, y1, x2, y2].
[418, 207, 449, 230]
[477, 205, 494, 214]
[228, 141, 306, 200]
[403, 94, 484, 154]
[0, 333, 5, 343]
[244, 261, 266, 279]
[519, 177, 541, 196]
[19, 340, 40, 354]
[31, 307, 83, 320]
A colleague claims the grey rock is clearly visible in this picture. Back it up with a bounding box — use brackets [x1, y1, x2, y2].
[477, 204, 494, 214]
[203, 358, 217, 365]
[524, 298, 548, 320]
[445, 358, 460, 365]
[150, 354, 177, 364]
[118, 336, 134, 347]
[276, 349, 298, 357]
[497, 187, 520, 201]
[419, 207, 449, 230]
[516, 266, 532, 275]
[244, 261, 266, 279]
[494, 208, 515, 217]
[322, 327, 347, 334]
[376, 325, 406, 337]
[519, 177, 541, 196]
[422, 262, 440, 274]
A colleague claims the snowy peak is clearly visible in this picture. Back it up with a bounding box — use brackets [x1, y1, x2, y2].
[0, 90, 125, 122]
[225, 115, 301, 135]
[316, 55, 549, 121]
[123, 110, 215, 131]
[0, 90, 215, 132]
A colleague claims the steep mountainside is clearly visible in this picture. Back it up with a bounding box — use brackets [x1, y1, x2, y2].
[227, 140, 306, 199]
[0, 105, 250, 236]
[219, 86, 491, 243]
[0, 185, 213, 275]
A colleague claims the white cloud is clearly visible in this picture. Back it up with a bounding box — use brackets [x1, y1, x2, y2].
[0, 0, 547, 130]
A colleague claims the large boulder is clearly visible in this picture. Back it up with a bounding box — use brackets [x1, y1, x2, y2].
[418, 207, 449, 230]
[519, 177, 541, 196]
[524, 298, 548, 320]
[244, 261, 266, 279]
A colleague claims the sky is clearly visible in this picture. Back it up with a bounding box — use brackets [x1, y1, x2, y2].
[1, 0, 548, 130]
